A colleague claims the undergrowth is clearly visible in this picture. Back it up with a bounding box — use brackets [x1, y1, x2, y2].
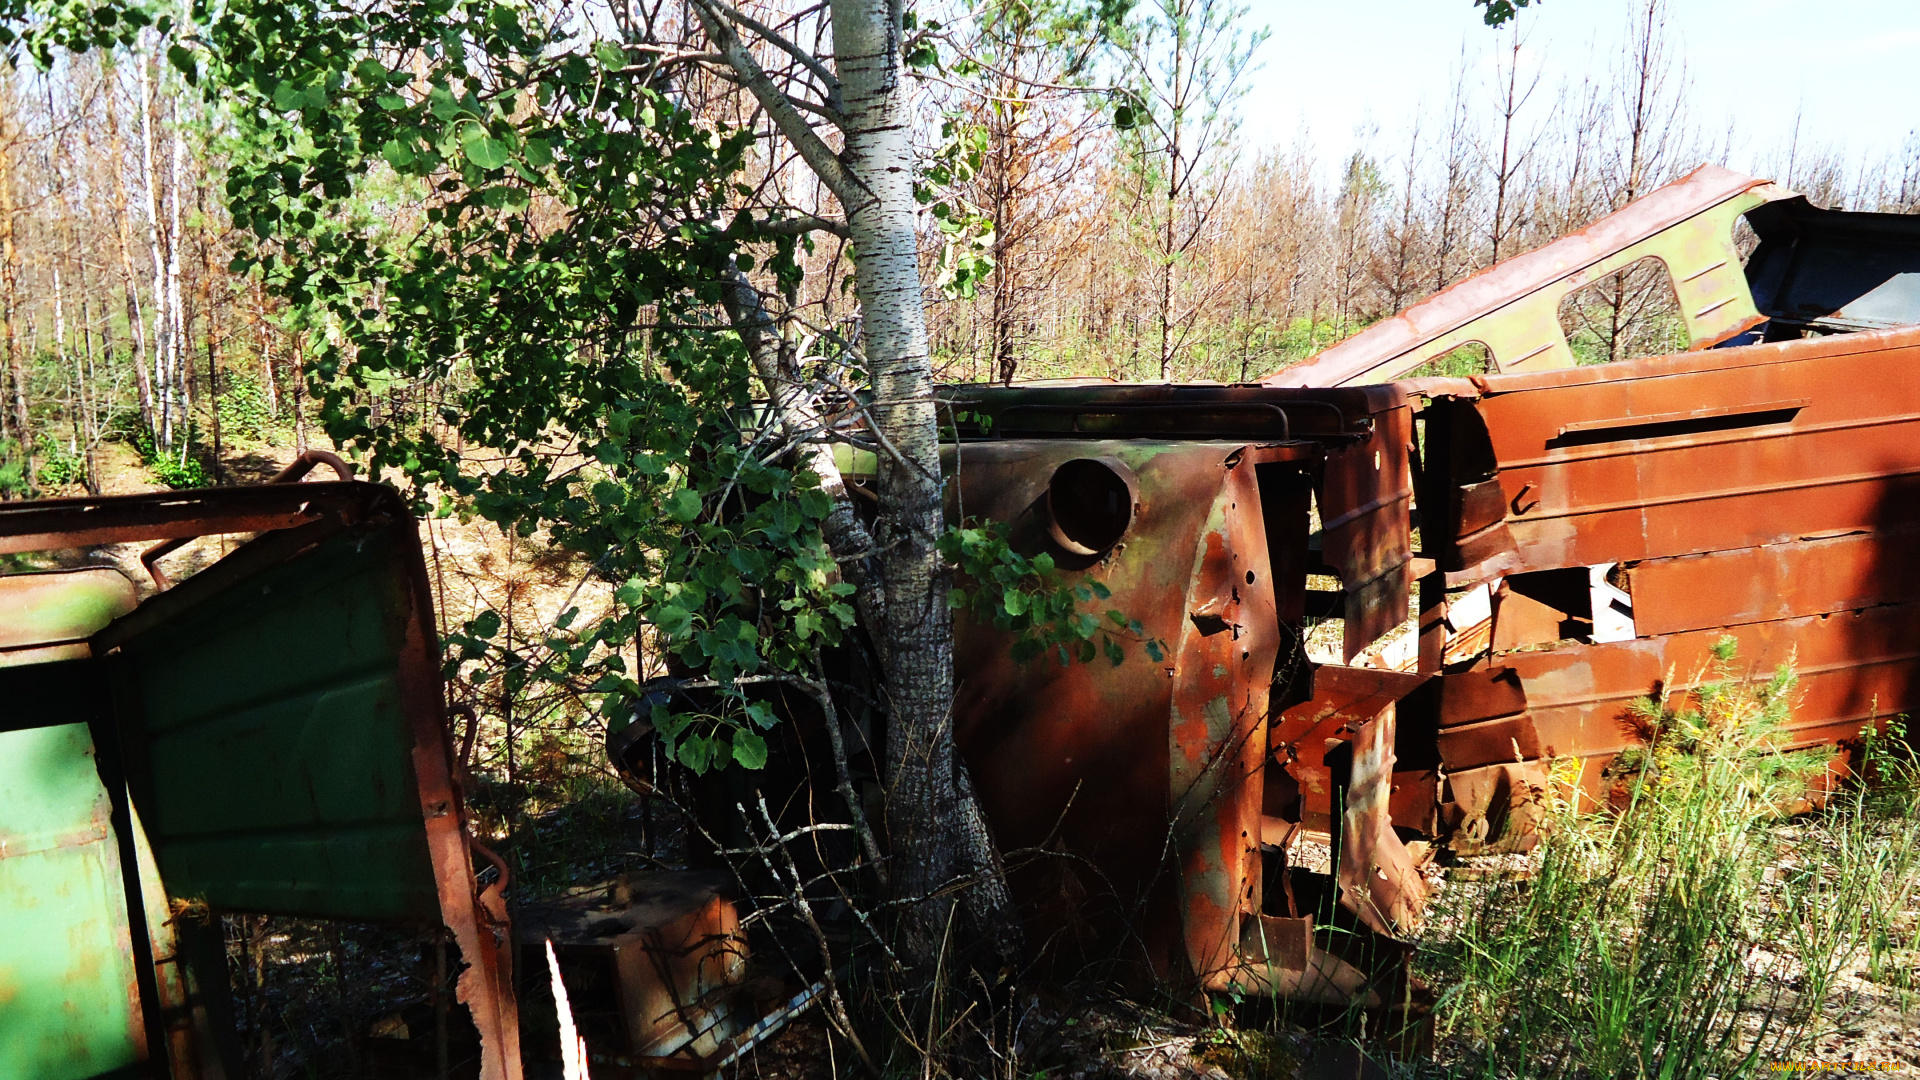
[1422, 639, 1920, 1079]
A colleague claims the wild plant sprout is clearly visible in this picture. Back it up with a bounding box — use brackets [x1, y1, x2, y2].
[1425, 638, 1920, 1080]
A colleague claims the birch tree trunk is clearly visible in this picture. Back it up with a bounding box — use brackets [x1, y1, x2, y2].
[693, 0, 1019, 984]
[138, 42, 171, 447]
[103, 61, 154, 429]
[827, 0, 1019, 981]
[1, 70, 29, 490]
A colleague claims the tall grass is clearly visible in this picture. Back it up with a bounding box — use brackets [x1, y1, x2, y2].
[1423, 639, 1920, 1079]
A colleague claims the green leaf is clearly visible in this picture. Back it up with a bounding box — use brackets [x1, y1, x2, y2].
[381, 139, 417, 170]
[471, 610, 502, 639]
[1002, 590, 1029, 618]
[375, 93, 407, 111]
[651, 603, 693, 637]
[462, 130, 510, 170]
[524, 137, 553, 168]
[732, 730, 768, 769]
[167, 43, 197, 83]
[665, 488, 703, 523]
[679, 735, 713, 774]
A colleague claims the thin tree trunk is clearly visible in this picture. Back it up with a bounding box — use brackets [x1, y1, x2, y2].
[829, 0, 1019, 984]
[1, 71, 29, 490]
[138, 42, 169, 446]
[104, 59, 154, 428]
[167, 116, 187, 439]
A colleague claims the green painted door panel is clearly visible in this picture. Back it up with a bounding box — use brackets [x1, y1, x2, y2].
[0, 570, 139, 668]
[0, 723, 142, 1080]
[114, 527, 443, 921]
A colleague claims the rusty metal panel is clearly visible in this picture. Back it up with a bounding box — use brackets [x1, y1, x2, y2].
[521, 872, 757, 1066]
[1318, 401, 1415, 660]
[0, 569, 139, 667]
[1271, 664, 1426, 833]
[0, 484, 522, 1080]
[1337, 704, 1430, 939]
[1266, 166, 1781, 387]
[1626, 529, 1920, 636]
[1425, 324, 1920, 578]
[1440, 601, 1920, 822]
[949, 439, 1294, 990]
[0, 724, 147, 1080]
[1439, 762, 1551, 854]
[0, 573, 147, 1080]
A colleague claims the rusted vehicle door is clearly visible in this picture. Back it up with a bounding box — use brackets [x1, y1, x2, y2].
[0, 481, 519, 1080]
[1414, 324, 1920, 843]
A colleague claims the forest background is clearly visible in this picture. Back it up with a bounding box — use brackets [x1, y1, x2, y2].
[5, 0, 1919, 502]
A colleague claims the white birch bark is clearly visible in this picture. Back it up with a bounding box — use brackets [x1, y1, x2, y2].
[138, 41, 170, 446]
[102, 60, 153, 428]
[690, 0, 1021, 981]
[167, 114, 188, 432]
[828, 0, 1018, 973]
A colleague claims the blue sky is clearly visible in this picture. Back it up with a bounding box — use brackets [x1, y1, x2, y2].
[1234, 0, 1920, 180]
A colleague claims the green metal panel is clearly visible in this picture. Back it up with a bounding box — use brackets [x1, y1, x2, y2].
[0, 569, 139, 666]
[0, 722, 142, 1080]
[115, 527, 442, 921]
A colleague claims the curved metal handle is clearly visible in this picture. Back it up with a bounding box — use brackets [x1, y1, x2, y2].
[142, 451, 358, 591]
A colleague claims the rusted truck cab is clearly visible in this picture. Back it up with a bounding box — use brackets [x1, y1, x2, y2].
[0, 475, 519, 1080]
[934, 166, 1920, 1004]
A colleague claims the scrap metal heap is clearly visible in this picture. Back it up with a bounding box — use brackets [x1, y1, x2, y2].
[937, 164, 1920, 1002]
[6, 163, 1920, 1077]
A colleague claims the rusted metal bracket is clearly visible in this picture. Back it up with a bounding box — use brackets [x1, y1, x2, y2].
[140, 450, 354, 591]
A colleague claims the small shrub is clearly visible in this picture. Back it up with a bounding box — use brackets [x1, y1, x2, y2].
[1424, 639, 1920, 1079]
[134, 428, 213, 490]
[0, 437, 26, 497]
[34, 439, 87, 488]
[217, 374, 278, 444]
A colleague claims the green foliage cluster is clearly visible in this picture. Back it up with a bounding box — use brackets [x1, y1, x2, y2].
[0, 437, 26, 497]
[134, 427, 211, 489]
[0, 0, 162, 66]
[216, 373, 277, 442]
[32, 439, 85, 487]
[922, 116, 995, 300]
[1426, 639, 1920, 1078]
[199, 0, 864, 773]
[193, 0, 1135, 778]
[941, 519, 1166, 667]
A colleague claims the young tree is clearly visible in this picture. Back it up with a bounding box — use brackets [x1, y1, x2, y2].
[194, 0, 1025, 1030]
[1108, 0, 1263, 379]
[940, 0, 1106, 384]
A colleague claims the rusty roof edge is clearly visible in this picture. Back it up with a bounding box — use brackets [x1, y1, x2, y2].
[1260, 164, 1781, 388]
[1430, 321, 1920, 398]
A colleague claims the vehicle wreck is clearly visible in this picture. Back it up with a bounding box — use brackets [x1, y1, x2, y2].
[4, 163, 1918, 1075]
[934, 163, 1920, 1004]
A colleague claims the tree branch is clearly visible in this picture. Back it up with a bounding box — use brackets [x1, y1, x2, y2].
[688, 0, 863, 209]
[703, 0, 843, 112]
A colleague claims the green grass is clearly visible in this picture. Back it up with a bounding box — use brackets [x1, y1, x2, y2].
[1420, 641, 1920, 1079]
